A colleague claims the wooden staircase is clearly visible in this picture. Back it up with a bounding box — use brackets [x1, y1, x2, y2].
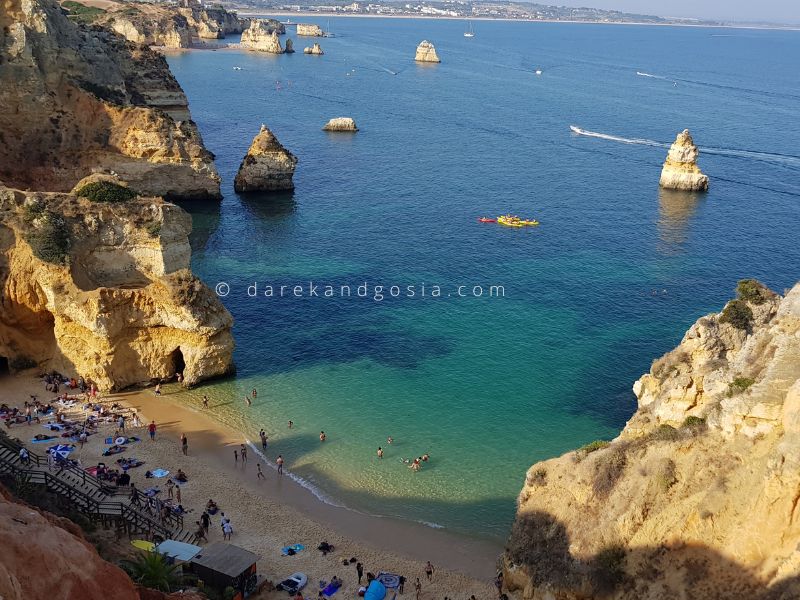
[0, 431, 190, 542]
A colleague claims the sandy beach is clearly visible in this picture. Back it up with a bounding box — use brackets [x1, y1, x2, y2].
[1, 372, 499, 599]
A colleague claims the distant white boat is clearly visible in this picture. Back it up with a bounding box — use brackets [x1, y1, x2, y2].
[569, 125, 585, 134]
[464, 20, 475, 37]
[323, 19, 336, 37]
[233, 66, 242, 70]
[534, 69, 542, 75]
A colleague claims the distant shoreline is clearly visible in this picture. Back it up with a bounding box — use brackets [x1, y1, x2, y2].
[234, 10, 800, 32]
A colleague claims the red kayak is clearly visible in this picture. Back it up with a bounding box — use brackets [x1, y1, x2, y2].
[477, 217, 497, 223]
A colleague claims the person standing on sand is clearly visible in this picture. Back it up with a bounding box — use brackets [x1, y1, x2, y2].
[132, 411, 141, 428]
[277, 454, 284, 475]
[223, 519, 233, 541]
[260, 429, 268, 450]
[319, 431, 326, 442]
[166, 478, 174, 499]
[175, 485, 182, 504]
[118, 415, 125, 432]
[148, 421, 157, 440]
[234, 449, 238, 464]
[200, 510, 210, 532]
[202, 395, 209, 409]
[155, 383, 161, 396]
[414, 578, 421, 600]
[377, 447, 383, 459]
[181, 433, 188, 456]
[398, 575, 405, 594]
[257, 463, 264, 479]
[424, 561, 434, 581]
[240, 444, 248, 463]
[356, 562, 364, 584]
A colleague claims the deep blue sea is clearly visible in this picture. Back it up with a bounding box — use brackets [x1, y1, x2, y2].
[166, 19, 800, 541]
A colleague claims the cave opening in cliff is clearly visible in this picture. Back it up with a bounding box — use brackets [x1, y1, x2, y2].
[0, 357, 8, 375]
[170, 348, 186, 377]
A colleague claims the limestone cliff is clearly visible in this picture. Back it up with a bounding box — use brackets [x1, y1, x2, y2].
[659, 129, 709, 191]
[240, 20, 284, 53]
[297, 23, 323, 36]
[234, 125, 298, 192]
[323, 117, 359, 132]
[0, 182, 234, 390]
[304, 42, 324, 55]
[415, 40, 440, 63]
[1, 0, 220, 199]
[178, 5, 253, 39]
[504, 280, 800, 599]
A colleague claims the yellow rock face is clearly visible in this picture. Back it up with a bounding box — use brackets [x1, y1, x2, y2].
[504, 282, 800, 599]
[659, 129, 709, 191]
[0, 186, 234, 391]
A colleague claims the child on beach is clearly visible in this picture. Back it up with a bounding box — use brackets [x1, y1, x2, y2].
[202, 395, 209, 409]
[240, 444, 247, 463]
[277, 454, 284, 474]
[257, 463, 264, 479]
[148, 421, 157, 440]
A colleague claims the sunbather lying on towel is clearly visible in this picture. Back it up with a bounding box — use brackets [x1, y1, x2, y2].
[103, 444, 126, 456]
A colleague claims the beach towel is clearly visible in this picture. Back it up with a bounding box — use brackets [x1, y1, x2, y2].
[376, 573, 400, 589]
[321, 582, 341, 597]
[31, 436, 56, 443]
[44, 423, 65, 431]
[85, 466, 99, 476]
[281, 544, 305, 556]
[150, 468, 170, 478]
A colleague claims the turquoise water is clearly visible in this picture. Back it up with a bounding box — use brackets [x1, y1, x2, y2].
[166, 20, 800, 540]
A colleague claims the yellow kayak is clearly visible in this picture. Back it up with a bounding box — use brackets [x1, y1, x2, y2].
[497, 215, 538, 227]
[131, 539, 155, 551]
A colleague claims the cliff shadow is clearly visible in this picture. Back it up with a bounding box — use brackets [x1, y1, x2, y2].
[656, 188, 703, 255]
[237, 190, 297, 220]
[171, 197, 222, 252]
[506, 509, 800, 599]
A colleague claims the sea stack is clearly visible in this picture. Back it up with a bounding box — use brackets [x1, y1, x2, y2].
[659, 129, 709, 191]
[297, 23, 324, 36]
[285, 38, 295, 53]
[234, 125, 298, 192]
[304, 43, 324, 55]
[323, 117, 358, 132]
[240, 20, 283, 53]
[415, 40, 440, 63]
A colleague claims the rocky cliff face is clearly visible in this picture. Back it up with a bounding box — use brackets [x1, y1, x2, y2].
[504, 281, 800, 599]
[415, 40, 440, 63]
[1, 0, 220, 199]
[659, 129, 709, 191]
[234, 125, 297, 192]
[240, 20, 284, 53]
[0, 182, 234, 390]
[178, 5, 252, 39]
[297, 23, 323, 36]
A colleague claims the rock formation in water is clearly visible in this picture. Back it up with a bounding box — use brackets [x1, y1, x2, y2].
[234, 125, 298, 193]
[659, 129, 709, 191]
[503, 280, 800, 599]
[0, 179, 235, 390]
[297, 23, 324, 36]
[323, 117, 359, 132]
[415, 40, 440, 63]
[240, 21, 284, 53]
[304, 43, 324, 55]
[0, 0, 221, 199]
[285, 38, 295, 53]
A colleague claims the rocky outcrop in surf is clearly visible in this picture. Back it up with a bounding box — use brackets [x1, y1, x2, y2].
[659, 129, 709, 191]
[297, 23, 324, 36]
[285, 38, 295, 53]
[415, 40, 440, 63]
[503, 280, 800, 599]
[304, 43, 324, 55]
[0, 179, 235, 390]
[240, 20, 284, 53]
[234, 125, 298, 192]
[0, 0, 220, 199]
[323, 118, 359, 132]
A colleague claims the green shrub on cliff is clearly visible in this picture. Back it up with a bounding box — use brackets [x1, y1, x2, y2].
[62, 0, 106, 23]
[736, 279, 770, 305]
[720, 299, 753, 330]
[592, 445, 627, 497]
[75, 181, 137, 203]
[728, 377, 755, 396]
[25, 212, 70, 265]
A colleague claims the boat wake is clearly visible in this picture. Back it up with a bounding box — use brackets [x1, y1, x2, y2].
[569, 126, 800, 168]
[636, 71, 666, 79]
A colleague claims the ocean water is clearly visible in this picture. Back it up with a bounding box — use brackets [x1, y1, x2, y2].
[166, 20, 800, 541]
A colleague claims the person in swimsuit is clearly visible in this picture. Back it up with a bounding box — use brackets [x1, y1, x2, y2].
[319, 431, 326, 442]
[377, 447, 383, 458]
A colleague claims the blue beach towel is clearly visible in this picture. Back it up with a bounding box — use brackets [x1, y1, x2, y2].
[281, 543, 305, 556]
[321, 583, 340, 597]
[151, 468, 170, 478]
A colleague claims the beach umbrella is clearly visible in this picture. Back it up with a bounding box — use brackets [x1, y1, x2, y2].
[115, 436, 127, 445]
[48, 444, 75, 459]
